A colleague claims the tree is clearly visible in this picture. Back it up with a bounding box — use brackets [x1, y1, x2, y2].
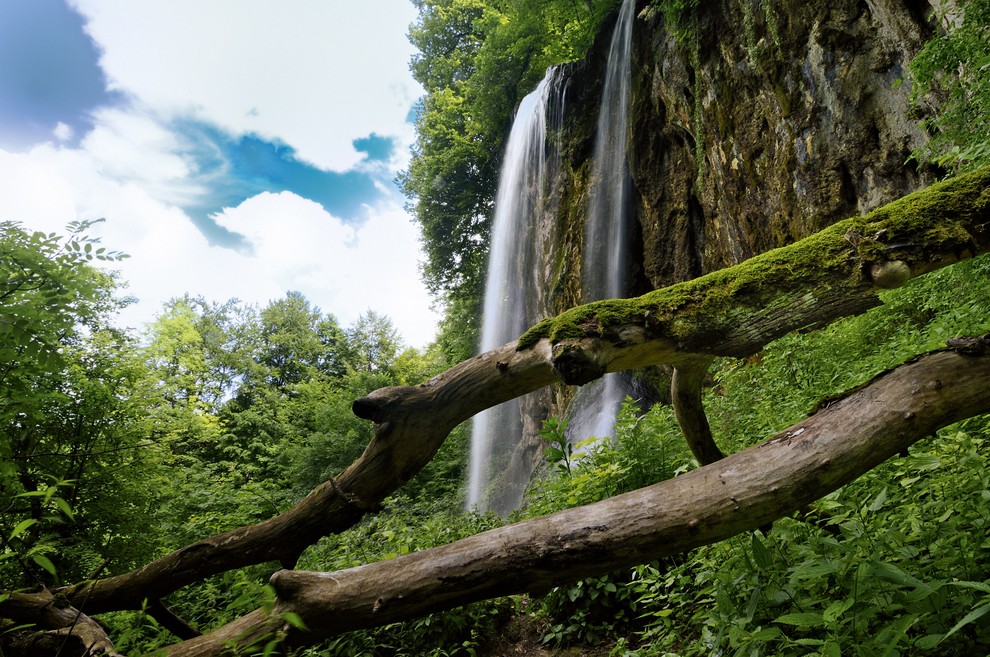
[910, 0, 990, 172]
[2, 168, 987, 656]
[256, 291, 346, 389]
[0, 220, 152, 588]
[343, 310, 403, 375]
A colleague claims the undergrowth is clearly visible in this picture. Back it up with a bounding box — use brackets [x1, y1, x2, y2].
[275, 253, 990, 657]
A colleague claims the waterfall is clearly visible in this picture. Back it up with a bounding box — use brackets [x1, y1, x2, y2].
[568, 0, 636, 443]
[467, 69, 564, 514]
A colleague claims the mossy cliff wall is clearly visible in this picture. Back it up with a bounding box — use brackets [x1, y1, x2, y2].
[508, 0, 938, 503]
[544, 0, 936, 316]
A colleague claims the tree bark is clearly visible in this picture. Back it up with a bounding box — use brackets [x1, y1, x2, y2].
[165, 342, 990, 655]
[0, 589, 123, 657]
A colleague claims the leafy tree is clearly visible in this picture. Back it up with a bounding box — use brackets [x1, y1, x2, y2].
[343, 309, 403, 375]
[910, 0, 990, 171]
[257, 291, 347, 389]
[401, 0, 617, 337]
[0, 220, 152, 586]
[145, 298, 210, 408]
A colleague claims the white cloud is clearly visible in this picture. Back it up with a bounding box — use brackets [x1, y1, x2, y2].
[68, 0, 422, 171]
[53, 122, 74, 142]
[1, 2, 440, 349]
[0, 144, 438, 348]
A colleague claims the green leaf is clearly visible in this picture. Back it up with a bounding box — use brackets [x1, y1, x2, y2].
[949, 580, 990, 594]
[941, 604, 990, 642]
[751, 533, 772, 569]
[773, 612, 825, 628]
[32, 553, 57, 576]
[823, 597, 854, 623]
[52, 497, 75, 521]
[909, 455, 942, 471]
[915, 634, 943, 649]
[791, 561, 841, 580]
[871, 561, 930, 592]
[866, 486, 889, 512]
[9, 518, 37, 540]
[281, 611, 309, 631]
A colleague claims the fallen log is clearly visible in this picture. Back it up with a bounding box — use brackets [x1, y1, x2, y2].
[165, 339, 990, 655]
[3, 168, 984, 652]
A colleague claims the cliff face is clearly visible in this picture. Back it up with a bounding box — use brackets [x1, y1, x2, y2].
[508, 0, 937, 503]
[546, 0, 935, 314]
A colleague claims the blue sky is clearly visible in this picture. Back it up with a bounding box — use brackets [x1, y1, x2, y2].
[0, 0, 438, 346]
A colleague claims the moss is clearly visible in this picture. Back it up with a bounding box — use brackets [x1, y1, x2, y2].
[517, 165, 990, 351]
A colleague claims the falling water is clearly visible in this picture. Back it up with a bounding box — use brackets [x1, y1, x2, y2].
[569, 0, 636, 443]
[467, 70, 563, 514]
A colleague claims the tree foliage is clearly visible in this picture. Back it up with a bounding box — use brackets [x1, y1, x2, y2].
[401, 0, 619, 361]
[910, 0, 990, 171]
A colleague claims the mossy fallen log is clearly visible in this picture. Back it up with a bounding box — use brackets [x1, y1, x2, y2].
[7, 168, 986, 655]
[163, 339, 990, 655]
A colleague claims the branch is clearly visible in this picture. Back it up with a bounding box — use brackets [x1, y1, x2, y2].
[34, 167, 990, 616]
[164, 340, 990, 655]
[671, 356, 722, 464]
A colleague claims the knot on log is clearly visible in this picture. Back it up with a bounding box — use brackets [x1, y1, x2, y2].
[352, 396, 384, 422]
[352, 396, 382, 421]
[869, 260, 911, 289]
[551, 343, 607, 385]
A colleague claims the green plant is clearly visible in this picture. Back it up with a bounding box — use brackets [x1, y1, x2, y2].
[538, 572, 640, 646]
[909, 0, 990, 172]
[541, 417, 575, 475]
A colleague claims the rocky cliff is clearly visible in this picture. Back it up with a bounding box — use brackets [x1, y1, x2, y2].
[546, 0, 935, 311]
[508, 0, 938, 506]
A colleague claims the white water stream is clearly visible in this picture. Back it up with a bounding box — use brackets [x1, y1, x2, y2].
[467, 72, 557, 513]
[568, 0, 637, 444]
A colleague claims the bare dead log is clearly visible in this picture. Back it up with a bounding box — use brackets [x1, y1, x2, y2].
[0, 589, 123, 657]
[15, 167, 987, 620]
[162, 342, 990, 656]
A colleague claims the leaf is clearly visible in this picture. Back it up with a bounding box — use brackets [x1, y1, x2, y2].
[909, 454, 942, 471]
[751, 533, 772, 569]
[53, 497, 75, 521]
[823, 597, 854, 622]
[32, 553, 57, 577]
[9, 519, 37, 540]
[791, 561, 841, 580]
[949, 580, 990, 594]
[281, 611, 309, 631]
[915, 634, 943, 649]
[866, 486, 889, 512]
[871, 561, 930, 592]
[773, 612, 825, 628]
[941, 604, 990, 642]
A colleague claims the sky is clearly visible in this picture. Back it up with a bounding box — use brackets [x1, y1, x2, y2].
[0, 0, 441, 348]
